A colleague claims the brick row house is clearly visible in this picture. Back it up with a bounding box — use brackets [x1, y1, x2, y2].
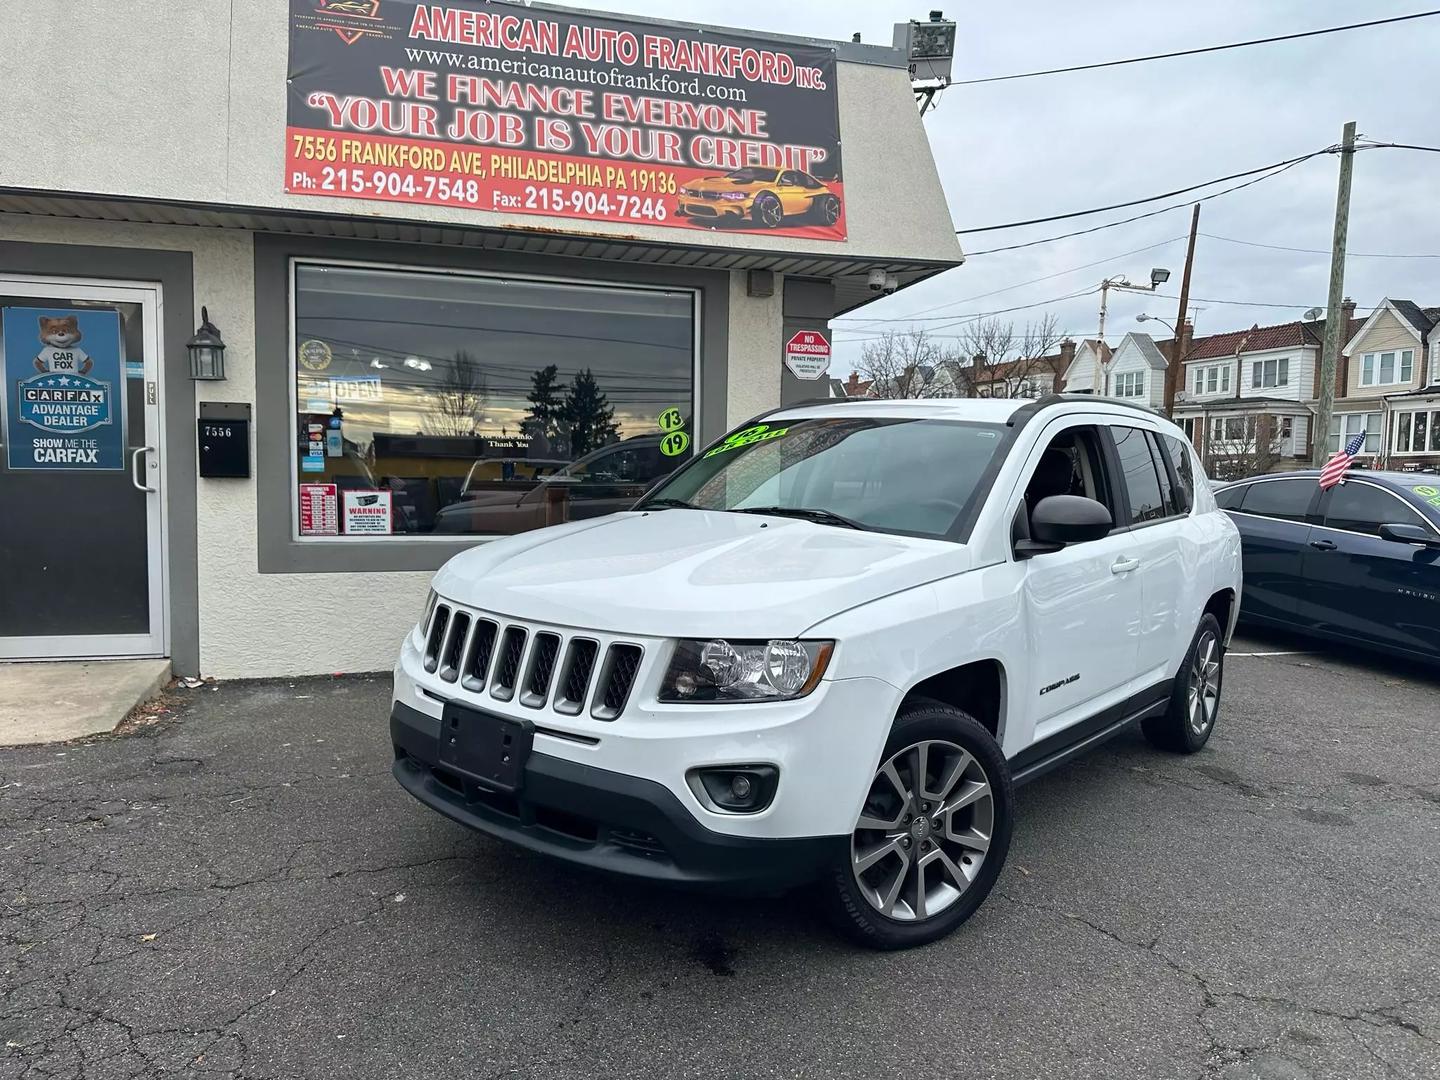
[1332, 300, 1440, 472]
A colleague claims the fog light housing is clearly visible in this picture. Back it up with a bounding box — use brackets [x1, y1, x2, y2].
[689, 765, 778, 814]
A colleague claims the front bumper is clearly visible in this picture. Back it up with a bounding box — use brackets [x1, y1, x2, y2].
[677, 196, 749, 219]
[392, 701, 840, 892]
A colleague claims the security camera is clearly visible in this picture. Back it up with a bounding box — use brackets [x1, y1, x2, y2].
[884, 273, 900, 294]
[868, 269, 887, 292]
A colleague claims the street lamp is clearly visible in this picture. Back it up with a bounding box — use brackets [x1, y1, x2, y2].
[1136, 312, 1176, 335]
[1096, 269, 1170, 394]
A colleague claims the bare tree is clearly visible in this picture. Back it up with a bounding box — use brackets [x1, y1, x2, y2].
[951, 314, 1064, 398]
[424, 350, 490, 437]
[854, 329, 958, 398]
[1202, 413, 1281, 481]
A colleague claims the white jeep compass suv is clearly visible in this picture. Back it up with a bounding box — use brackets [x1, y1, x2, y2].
[390, 396, 1242, 949]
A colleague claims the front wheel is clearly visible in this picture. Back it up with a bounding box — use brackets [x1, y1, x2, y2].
[821, 698, 1013, 950]
[751, 192, 784, 228]
[1142, 613, 1224, 753]
[813, 194, 841, 226]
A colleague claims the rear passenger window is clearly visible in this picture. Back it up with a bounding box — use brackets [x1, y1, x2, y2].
[1324, 482, 1427, 536]
[1237, 479, 1312, 522]
[1161, 435, 1195, 513]
[1214, 484, 1245, 510]
[1112, 426, 1167, 523]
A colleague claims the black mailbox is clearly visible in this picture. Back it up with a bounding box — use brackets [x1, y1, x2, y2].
[198, 402, 251, 478]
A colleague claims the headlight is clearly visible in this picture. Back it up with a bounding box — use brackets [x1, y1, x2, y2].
[659, 639, 834, 702]
[720, 191, 749, 201]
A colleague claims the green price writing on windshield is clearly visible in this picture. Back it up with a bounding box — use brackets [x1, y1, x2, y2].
[703, 423, 790, 459]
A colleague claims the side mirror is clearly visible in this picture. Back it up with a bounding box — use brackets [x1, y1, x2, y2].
[1378, 522, 1440, 548]
[1017, 495, 1113, 558]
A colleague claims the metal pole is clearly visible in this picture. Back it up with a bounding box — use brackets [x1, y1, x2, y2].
[1311, 121, 1356, 466]
[1165, 204, 1201, 418]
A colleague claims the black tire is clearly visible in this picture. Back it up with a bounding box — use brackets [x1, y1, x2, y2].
[813, 194, 841, 226]
[1142, 613, 1224, 753]
[751, 192, 784, 228]
[820, 697, 1013, 950]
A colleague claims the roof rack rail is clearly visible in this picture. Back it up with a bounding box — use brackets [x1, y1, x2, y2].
[741, 395, 856, 427]
[1007, 393, 1164, 427]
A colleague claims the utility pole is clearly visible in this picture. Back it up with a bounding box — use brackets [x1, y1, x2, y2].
[1164, 204, 1200, 418]
[1312, 120, 1356, 466]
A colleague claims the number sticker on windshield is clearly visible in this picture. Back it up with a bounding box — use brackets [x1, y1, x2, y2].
[703, 423, 790, 459]
[1416, 484, 1440, 509]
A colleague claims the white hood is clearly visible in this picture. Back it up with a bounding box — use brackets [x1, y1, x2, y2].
[430, 510, 969, 638]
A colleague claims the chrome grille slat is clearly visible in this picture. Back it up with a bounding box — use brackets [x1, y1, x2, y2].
[491, 626, 528, 702]
[421, 600, 643, 720]
[520, 632, 561, 708]
[438, 611, 470, 683]
[461, 619, 498, 693]
[423, 604, 450, 674]
[554, 639, 599, 716]
[592, 644, 643, 721]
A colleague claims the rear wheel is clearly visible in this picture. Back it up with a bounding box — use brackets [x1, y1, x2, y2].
[752, 192, 784, 228]
[1142, 613, 1224, 753]
[821, 698, 1013, 949]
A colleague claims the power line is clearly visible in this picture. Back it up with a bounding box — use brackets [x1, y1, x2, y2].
[964, 154, 1323, 256]
[952, 9, 1440, 86]
[955, 153, 1327, 234]
[1200, 232, 1440, 259]
[839, 235, 1187, 322]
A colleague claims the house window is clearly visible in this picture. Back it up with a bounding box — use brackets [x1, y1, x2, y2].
[1211, 416, 1252, 442]
[1252, 357, 1289, 389]
[1194, 364, 1230, 394]
[289, 262, 696, 539]
[1360, 350, 1414, 387]
[1394, 409, 1440, 454]
[1329, 412, 1380, 454]
[1114, 371, 1145, 397]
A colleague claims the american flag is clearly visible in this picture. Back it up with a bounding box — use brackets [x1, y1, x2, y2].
[1319, 432, 1366, 489]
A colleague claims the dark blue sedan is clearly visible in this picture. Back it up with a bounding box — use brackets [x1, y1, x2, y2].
[1214, 471, 1440, 662]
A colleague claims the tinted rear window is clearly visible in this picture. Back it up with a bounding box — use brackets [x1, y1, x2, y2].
[1237, 479, 1313, 521]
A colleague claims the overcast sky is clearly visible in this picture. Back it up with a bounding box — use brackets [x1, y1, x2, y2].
[593, 0, 1439, 375]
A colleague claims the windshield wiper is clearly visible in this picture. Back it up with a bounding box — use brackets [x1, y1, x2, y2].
[640, 497, 699, 511]
[732, 506, 867, 530]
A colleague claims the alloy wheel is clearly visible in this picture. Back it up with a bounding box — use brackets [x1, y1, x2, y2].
[820, 196, 840, 225]
[1188, 630, 1221, 736]
[756, 195, 783, 227]
[850, 740, 994, 922]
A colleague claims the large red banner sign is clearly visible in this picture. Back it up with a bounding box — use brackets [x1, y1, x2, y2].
[285, 0, 846, 240]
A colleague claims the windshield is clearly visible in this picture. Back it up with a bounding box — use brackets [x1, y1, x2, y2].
[638, 416, 1007, 539]
[724, 167, 778, 183]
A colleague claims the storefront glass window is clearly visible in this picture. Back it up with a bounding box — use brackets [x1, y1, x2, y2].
[291, 264, 695, 538]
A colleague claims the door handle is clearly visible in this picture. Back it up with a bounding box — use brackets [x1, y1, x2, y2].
[1111, 557, 1140, 574]
[1308, 539, 1337, 551]
[131, 446, 157, 493]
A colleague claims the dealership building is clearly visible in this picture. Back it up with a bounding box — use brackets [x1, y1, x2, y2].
[0, 1, 960, 678]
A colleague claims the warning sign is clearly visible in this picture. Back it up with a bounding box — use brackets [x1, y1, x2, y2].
[784, 330, 831, 381]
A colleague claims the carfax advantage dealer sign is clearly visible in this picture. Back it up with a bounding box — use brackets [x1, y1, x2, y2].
[285, 1, 845, 240]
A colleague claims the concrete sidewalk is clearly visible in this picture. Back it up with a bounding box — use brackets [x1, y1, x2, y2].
[0, 659, 171, 745]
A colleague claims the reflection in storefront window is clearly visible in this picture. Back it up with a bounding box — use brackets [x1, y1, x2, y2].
[291, 264, 695, 538]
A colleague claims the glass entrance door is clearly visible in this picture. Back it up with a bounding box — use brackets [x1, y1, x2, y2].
[0, 278, 166, 659]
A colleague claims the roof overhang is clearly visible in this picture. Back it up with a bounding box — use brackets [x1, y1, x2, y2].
[0, 187, 958, 316]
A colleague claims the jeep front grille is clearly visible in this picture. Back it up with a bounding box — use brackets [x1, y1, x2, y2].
[421, 602, 644, 720]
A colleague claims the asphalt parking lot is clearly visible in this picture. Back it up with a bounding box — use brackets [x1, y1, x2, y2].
[3, 631, 1438, 1080]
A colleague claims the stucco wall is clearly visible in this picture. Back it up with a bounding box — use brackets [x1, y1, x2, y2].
[0, 214, 775, 677]
[725, 272, 783, 426]
[0, 2, 960, 266]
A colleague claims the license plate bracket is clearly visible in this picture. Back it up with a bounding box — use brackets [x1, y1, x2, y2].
[437, 703, 533, 793]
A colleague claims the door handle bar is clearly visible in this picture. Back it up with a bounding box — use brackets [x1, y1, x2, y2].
[1308, 539, 1337, 551]
[1111, 557, 1140, 574]
[131, 445, 157, 493]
